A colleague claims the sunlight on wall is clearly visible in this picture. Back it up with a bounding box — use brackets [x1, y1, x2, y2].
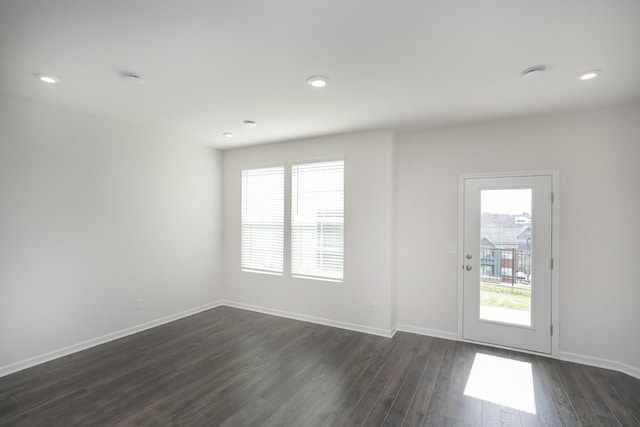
[463, 353, 536, 414]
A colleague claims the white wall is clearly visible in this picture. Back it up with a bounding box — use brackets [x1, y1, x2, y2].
[0, 95, 224, 372]
[223, 130, 395, 335]
[395, 101, 640, 375]
[2, 92, 638, 379]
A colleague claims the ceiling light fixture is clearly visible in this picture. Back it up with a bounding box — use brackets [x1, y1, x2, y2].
[243, 120, 257, 128]
[223, 133, 233, 138]
[36, 74, 59, 84]
[307, 75, 329, 88]
[521, 66, 546, 80]
[578, 70, 600, 81]
[123, 73, 145, 85]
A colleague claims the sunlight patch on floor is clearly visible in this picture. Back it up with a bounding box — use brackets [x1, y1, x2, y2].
[464, 353, 536, 414]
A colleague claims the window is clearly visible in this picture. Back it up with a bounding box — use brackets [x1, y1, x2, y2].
[241, 166, 284, 273]
[240, 159, 344, 281]
[291, 160, 344, 280]
[501, 250, 513, 260]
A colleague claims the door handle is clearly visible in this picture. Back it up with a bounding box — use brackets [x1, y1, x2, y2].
[465, 265, 472, 271]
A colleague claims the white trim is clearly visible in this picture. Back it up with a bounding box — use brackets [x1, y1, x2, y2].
[3, 300, 639, 383]
[457, 170, 560, 357]
[0, 301, 223, 378]
[457, 175, 465, 339]
[558, 351, 640, 381]
[458, 170, 560, 179]
[389, 324, 398, 338]
[550, 171, 560, 358]
[223, 300, 394, 338]
[461, 338, 553, 358]
[397, 324, 458, 341]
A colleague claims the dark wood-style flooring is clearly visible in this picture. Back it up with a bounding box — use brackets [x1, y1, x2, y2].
[1, 306, 639, 426]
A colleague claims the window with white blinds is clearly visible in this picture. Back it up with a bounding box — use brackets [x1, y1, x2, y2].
[241, 166, 284, 274]
[291, 160, 344, 280]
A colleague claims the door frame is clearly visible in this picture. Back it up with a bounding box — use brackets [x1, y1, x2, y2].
[457, 170, 560, 356]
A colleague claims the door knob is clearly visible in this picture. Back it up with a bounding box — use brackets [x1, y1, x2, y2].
[465, 265, 472, 271]
[466, 254, 472, 260]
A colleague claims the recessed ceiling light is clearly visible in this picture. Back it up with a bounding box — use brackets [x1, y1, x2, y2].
[578, 70, 600, 81]
[36, 74, 59, 84]
[307, 75, 329, 88]
[223, 133, 233, 138]
[521, 66, 546, 80]
[123, 73, 145, 85]
[243, 120, 257, 128]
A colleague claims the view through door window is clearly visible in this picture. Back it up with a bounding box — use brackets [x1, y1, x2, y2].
[480, 189, 532, 326]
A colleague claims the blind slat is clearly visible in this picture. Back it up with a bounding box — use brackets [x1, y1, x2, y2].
[291, 160, 344, 280]
[241, 166, 284, 273]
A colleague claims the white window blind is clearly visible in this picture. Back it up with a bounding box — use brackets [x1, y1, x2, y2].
[241, 166, 284, 274]
[291, 160, 344, 280]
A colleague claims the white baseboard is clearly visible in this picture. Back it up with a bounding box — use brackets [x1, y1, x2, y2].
[397, 324, 640, 381]
[389, 324, 398, 338]
[0, 301, 223, 378]
[396, 324, 458, 341]
[558, 350, 640, 380]
[223, 300, 395, 338]
[4, 301, 639, 383]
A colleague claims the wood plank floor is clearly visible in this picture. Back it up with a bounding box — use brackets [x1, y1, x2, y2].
[1, 306, 639, 426]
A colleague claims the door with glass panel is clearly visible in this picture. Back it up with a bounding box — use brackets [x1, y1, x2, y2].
[462, 175, 553, 354]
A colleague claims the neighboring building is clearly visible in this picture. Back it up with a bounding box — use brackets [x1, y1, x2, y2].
[480, 222, 532, 284]
[517, 226, 532, 250]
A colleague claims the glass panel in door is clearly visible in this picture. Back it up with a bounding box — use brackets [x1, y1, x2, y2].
[479, 189, 532, 326]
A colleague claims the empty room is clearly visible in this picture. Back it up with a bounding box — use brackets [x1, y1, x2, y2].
[1, 1, 639, 426]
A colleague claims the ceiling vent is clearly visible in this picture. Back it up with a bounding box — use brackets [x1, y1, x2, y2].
[123, 73, 145, 85]
[522, 66, 546, 80]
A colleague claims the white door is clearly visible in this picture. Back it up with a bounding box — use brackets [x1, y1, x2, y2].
[462, 174, 553, 354]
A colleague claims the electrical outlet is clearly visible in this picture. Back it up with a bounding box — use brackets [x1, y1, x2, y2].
[369, 302, 377, 313]
[135, 299, 143, 310]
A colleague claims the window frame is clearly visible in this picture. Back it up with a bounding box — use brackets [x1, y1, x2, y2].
[290, 157, 345, 282]
[240, 156, 345, 282]
[240, 164, 285, 275]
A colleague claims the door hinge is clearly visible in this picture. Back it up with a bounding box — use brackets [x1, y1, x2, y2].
[551, 258, 554, 269]
[550, 324, 554, 336]
[551, 192, 554, 204]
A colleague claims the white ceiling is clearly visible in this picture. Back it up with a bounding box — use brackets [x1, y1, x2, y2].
[1, 0, 639, 149]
